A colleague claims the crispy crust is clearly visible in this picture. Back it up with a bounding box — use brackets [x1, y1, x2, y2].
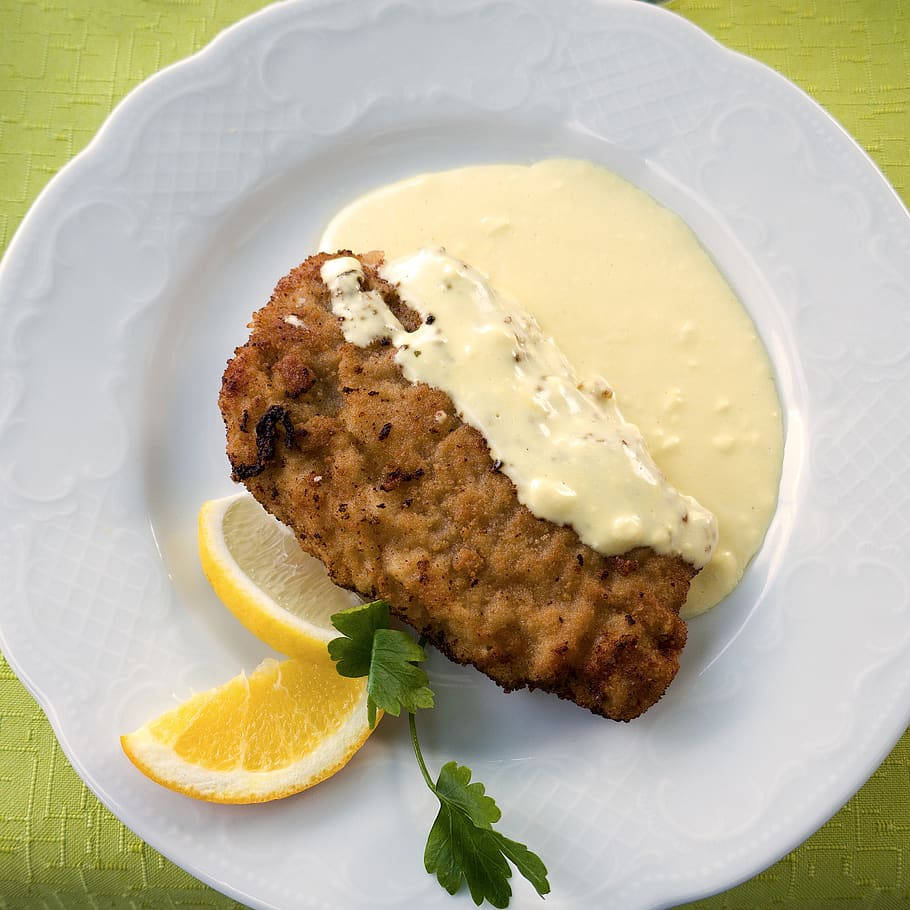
[219, 252, 694, 720]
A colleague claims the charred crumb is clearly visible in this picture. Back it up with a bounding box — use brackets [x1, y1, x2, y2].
[425, 313, 436, 324]
[378, 422, 392, 440]
[576, 553, 584, 567]
[239, 410, 249, 433]
[231, 405, 295, 480]
[492, 459, 503, 473]
[379, 466, 425, 492]
[417, 559, 430, 583]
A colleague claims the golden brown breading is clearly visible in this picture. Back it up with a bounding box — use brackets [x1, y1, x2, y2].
[219, 252, 695, 720]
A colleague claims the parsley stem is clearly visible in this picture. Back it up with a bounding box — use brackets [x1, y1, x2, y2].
[408, 710, 436, 793]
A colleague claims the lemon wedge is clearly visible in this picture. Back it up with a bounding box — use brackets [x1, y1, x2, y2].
[121, 657, 371, 803]
[198, 493, 360, 661]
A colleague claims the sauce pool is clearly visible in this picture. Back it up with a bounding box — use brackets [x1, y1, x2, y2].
[319, 159, 783, 616]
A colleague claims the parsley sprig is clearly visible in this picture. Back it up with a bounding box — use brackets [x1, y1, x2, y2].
[329, 600, 550, 908]
[328, 600, 434, 727]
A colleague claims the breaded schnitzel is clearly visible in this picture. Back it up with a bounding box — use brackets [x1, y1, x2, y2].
[219, 252, 695, 720]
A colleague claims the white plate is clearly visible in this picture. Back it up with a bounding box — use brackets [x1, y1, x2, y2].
[1, 1, 909, 908]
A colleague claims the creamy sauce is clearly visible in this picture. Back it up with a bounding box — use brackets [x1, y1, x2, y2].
[319, 159, 783, 616]
[321, 251, 717, 567]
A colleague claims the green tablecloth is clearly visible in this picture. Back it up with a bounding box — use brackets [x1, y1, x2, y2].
[0, 1, 907, 906]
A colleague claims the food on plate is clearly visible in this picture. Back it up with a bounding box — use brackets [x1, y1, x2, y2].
[219, 249, 716, 720]
[120, 655, 372, 804]
[198, 491, 360, 659]
[121, 157, 785, 908]
[320, 159, 784, 616]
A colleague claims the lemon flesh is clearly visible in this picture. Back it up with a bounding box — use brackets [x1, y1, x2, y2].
[121, 657, 371, 803]
[198, 493, 360, 660]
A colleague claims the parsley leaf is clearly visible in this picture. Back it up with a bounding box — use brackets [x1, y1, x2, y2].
[327, 603, 549, 906]
[423, 757, 550, 907]
[329, 601, 434, 727]
[434, 761, 500, 828]
[328, 600, 389, 678]
[369, 627, 435, 722]
[426, 800, 512, 907]
[489, 831, 550, 899]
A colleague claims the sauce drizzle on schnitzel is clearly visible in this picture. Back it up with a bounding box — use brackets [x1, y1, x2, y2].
[319, 160, 784, 617]
[321, 249, 717, 567]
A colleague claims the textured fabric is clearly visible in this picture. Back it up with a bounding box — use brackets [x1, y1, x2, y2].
[0, 0, 908, 907]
